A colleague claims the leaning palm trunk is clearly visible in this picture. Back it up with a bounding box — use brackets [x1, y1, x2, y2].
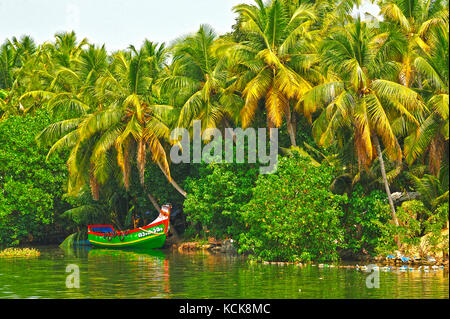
[372, 134, 399, 225]
[147, 192, 161, 213]
[157, 162, 187, 198]
[373, 134, 401, 248]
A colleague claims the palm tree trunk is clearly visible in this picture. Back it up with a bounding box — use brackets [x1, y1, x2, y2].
[157, 162, 187, 198]
[147, 192, 161, 213]
[286, 109, 297, 147]
[373, 134, 399, 226]
[373, 134, 401, 248]
[169, 177, 187, 198]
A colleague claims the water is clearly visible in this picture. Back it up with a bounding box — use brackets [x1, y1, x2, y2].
[0, 246, 448, 299]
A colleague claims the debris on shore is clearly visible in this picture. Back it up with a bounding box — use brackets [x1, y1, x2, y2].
[173, 238, 238, 254]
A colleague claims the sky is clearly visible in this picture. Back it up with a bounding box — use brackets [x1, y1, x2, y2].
[0, 0, 380, 51]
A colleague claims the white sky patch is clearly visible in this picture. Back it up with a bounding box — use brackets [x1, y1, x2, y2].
[352, 0, 383, 21]
[66, 3, 80, 32]
[1, 0, 382, 51]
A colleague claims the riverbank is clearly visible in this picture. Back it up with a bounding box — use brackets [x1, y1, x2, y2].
[168, 237, 449, 269]
[170, 238, 238, 255]
[49, 227, 450, 269]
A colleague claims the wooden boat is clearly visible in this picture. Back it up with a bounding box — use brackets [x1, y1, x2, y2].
[87, 204, 171, 249]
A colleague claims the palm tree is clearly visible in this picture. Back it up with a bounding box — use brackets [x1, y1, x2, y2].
[97, 41, 184, 195]
[411, 172, 449, 212]
[305, 17, 425, 227]
[379, 0, 448, 88]
[404, 22, 449, 175]
[37, 41, 184, 214]
[224, 0, 319, 147]
[0, 41, 18, 90]
[51, 31, 89, 69]
[16, 32, 92, 115]
[159, 25, 241, 136]
[0, 35, 36, 90]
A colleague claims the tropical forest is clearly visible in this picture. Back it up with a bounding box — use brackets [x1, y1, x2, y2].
[0, 0, 449, 298]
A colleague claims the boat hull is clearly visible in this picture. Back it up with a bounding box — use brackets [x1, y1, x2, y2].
[88, 218, 169, 249]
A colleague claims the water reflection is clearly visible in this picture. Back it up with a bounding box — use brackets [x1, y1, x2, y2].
[0, 246, 448, 299]
[87, 249, 170, 298]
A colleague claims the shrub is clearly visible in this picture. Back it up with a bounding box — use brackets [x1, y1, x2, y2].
[183, 162, 258, 239]
[238, 154, 346, 262]
[423, 202, 449, 255]
[0, 110, 69, 246]
[396, 200, 429, 246]
[342, 186, 395, 255]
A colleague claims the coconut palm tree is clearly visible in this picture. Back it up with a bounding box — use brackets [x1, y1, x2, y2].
[16, 32, 93, 115]
[0, 36, 41, 116]
[0, 41, 18, 90]
[96, 41, 183, 194]
[379, 0, 448, 87]
[159, 25, 241, 136]
[224, 0, 319, 147]
[0, 36, 36, 90]
[37, 41, 184, 214]
[404, 22, 449, 175]
[305, 17, 425, 226]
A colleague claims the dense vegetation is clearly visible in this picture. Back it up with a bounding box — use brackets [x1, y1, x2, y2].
[0, 110, 69, 246]
[0, 0, 448, 262]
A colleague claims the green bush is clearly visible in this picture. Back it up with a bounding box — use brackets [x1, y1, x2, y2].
[238, 154, 346, 262]
[423, 202, 449, 254]
[183, 162, 258, 239]
[342, 186, 394, 255]
[396, 200, 429, 246]
[0, 110, 69, 246]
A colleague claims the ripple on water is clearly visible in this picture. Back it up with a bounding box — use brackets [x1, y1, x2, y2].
[0, 246, 448, 299]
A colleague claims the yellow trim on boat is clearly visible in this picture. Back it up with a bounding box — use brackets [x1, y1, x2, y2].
[89, 232, 165, 246]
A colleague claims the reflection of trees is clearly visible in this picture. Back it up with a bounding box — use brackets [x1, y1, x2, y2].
[166, 252, 449, 298]
[0, 247, 447, 298]
[87, 249, 170, 298]
[167, 252, 243, 298]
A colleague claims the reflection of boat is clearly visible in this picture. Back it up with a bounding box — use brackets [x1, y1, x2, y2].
[88, 205, 171, 249]
[88, 248, 166, 260]
[87, 248, 171, 298]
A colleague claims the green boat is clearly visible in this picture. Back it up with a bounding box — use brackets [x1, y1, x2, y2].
[87, 204, 171, 249]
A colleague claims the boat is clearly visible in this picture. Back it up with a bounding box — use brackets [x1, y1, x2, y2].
[87, 204, 172, 249]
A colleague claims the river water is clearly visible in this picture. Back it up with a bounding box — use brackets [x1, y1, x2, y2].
[0, 245, 448, 299]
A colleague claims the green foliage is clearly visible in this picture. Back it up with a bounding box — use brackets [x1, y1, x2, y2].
[428, 202, 449, 232]
[144, 163, 192, 209]
[239, 154, 346, 262]
[0, 1, 448, 261]
[60, 190, 112, 229]
[411, 173, 449, 211]
[183, 162, 258, 239]
[395, 200, 429, 246]
[423, 202, 449, 254]
[342, 186, 395, 255]
[0, 110, 69, 246]
[374, 199, 449, 256]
